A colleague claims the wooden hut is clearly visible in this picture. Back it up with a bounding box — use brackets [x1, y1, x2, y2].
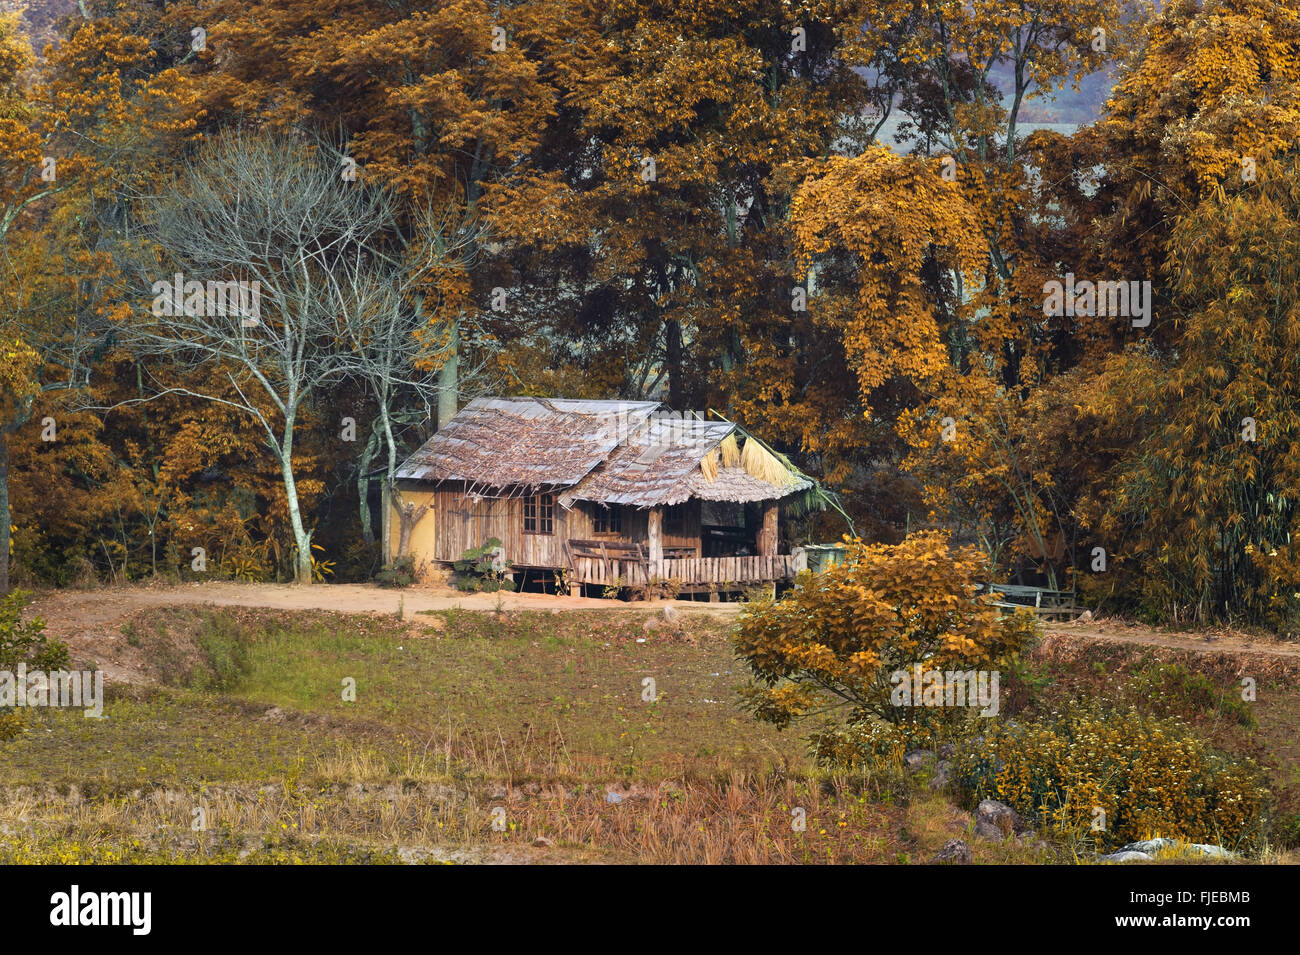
[387, 397, 818, 597]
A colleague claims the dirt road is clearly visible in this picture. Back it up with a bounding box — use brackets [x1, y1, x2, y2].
[20, 581, 1300, 686]
[22, 581, 739, 684]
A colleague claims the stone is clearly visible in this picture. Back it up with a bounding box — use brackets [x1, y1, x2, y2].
[903, 749, 936, 771]
[929, 839, 972, 864]
[532, 836, 554, 848]
[1185, 843, 1234, 859]
[1119, 837, 1177, 854]
[1078, 610, 1093, 623]
[974, 799, 1029, 840]
[936, 743, 956, 759]
[928, 760, 953, 790]
[1098, 850, 1153, 863]
[1117, 838, 1234, 860]
[661, 605, 680, 622]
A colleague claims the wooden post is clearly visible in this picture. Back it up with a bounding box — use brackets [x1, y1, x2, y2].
[757, 501, 779, 556]
[648, 507, 664, 573]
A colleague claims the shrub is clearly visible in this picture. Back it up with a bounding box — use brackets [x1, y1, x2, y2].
[0, 590, 69, 671]
[375, 556, 415, 588]
[1129, 661, 1257, 729]
[452, 539, 515, 593]
[734, 531, 1038, 751]
[1, 590, 71, 740]
[952, 702, 1271, 852]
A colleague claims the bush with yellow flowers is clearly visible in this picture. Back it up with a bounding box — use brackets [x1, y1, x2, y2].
[735, 530, 1038, 755]
[953, 701, 1271, 852]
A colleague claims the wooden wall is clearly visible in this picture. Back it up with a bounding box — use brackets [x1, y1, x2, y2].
[426, 486, 568, 567]
[566, 500, 702, 554]
[403, 482, 705, 569]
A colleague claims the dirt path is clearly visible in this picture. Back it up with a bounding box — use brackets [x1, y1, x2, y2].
[1044, 616, 1300, 659]
[21, 581, 1300, 686]
[23, 582, 740, 684]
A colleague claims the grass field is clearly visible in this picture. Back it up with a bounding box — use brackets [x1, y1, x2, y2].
[0, 605, 1295, 863]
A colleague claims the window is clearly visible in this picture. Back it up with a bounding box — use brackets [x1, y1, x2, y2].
[663, 504, 685, 536]
[523, 493, 554, 535]
[593, 505, 622, 535]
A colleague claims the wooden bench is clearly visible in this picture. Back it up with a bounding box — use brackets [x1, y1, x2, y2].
[979, 583, 1086, 620]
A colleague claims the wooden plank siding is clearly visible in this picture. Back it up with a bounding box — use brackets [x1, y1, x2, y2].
[569, 553, 806, 587]
[424, 484, 704, 569]
[415, 484, 799, 587]
[427, 485, 570, 567]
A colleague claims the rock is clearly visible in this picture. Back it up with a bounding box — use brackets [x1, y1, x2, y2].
[1117, 838, 1234, 860]
[532, 836, 554, 848]
[936, 743, 956, 759]
[398, 846, 432, 864]
[974, 799, 1030, 840]
[1078, 610, 1093, 622]
[903, 749, 936, 771]
[642, 617, 661, 632]
[928, 760, 953, 790]
[1098, 850, 1153, 863]
[1185, 843, 1234, 859]
[605, 791, 623, 805]
[929, 839, 972, 864]
[1119, 837, 1178, 854]
[661, 605, 680, 622]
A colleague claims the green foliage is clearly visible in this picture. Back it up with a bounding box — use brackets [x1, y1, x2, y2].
[1275, 811, 1300, 850]
[374, 556, 415, 589]
[191, 629, 254, 692]
[0, 589, 68, 671]
[452, 538, 515, 593]
[1129, 661, 1257, 730]
[0, 589, 70, 740]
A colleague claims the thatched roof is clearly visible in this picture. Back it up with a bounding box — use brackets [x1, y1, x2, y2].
[395, 396, 812, 507]
[394, 397, 659, 490]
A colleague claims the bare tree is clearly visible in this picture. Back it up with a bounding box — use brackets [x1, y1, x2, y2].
[121, 128, 407, 584]
[334, 200, 494, 558]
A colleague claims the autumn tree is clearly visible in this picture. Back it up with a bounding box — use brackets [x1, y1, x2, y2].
[0, 9, 199, 592]
[1096, 156, 1300, 623]
[735, 531, 1038, 755]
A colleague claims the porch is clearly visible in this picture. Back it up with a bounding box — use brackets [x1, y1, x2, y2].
[564, 537, 806, 596]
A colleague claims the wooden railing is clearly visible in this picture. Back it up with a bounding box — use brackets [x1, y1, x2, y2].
[569, 552, 806, 588]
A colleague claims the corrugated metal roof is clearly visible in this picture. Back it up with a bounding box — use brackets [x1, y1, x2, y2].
[395, 397, 809, 506]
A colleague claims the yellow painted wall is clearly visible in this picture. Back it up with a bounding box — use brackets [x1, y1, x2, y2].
[388, 488, 438, 580]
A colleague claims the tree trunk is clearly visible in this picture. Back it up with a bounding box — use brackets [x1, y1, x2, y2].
[437, 319, 459, 430]
[357, 425, 381, 547]
[665, 318, 683, 409]
[392, 486, 429, 559]
[278, 413, 313, 585]
[0, 431, 9, 595]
